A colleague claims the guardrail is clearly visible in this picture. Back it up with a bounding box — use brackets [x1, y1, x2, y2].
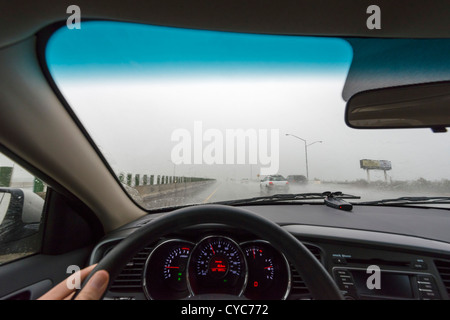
[118, 172, 216, 203]
[117, 173, 213, 187]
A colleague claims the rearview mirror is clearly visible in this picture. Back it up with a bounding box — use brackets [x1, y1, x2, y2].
[345, 81, 450, 132]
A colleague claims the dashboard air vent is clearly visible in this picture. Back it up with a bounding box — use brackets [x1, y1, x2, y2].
[305, 243, 323, 263]
[109, 246, 153, 292]
[289, 243, 323, 298]
[434, 259, 450, 296]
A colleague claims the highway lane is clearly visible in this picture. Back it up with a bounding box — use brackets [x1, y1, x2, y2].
[143, 180, 449, 210]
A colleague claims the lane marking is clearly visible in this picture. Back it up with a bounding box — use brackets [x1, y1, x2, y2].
[202, 184, 221, 203]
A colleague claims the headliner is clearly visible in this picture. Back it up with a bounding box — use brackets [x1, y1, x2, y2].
[1, 0, 449, 49]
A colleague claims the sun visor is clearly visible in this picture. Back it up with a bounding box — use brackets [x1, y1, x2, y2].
[342, 38, 450, 102]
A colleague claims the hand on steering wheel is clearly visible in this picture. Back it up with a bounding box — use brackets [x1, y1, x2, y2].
[38, 265, 109, 300]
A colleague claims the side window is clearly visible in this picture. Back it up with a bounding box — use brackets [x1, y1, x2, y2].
[0, 153, 46, 265]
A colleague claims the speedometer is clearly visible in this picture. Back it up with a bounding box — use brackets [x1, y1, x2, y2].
[187, 236, 247, 296]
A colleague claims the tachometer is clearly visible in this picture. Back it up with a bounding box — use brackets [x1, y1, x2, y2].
[188, 236, 247, 296]
[143, 240, 194, 300]
[162, 246, 191, 289]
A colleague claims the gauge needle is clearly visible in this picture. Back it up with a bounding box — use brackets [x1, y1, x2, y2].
[264, 266, 273, 269]
[210, 244, 215, 255]
[165, 266, 179, 269]
[252, 249, 255, 259]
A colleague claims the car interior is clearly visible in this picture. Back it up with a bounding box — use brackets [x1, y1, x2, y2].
[0, 0, 450, 302]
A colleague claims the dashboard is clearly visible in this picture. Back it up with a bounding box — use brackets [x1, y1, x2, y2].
[89, 204, 450, 300]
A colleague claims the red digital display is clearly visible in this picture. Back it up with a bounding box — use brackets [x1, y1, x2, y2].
[210, 260, 227, 273]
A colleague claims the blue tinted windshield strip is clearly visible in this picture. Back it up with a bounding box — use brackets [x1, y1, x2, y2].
[46, 21, 352, 80]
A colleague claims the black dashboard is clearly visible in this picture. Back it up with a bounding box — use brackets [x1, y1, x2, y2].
[89, 204, 450, 300]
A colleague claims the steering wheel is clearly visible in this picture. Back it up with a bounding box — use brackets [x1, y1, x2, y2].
[75, 204, 343, 300]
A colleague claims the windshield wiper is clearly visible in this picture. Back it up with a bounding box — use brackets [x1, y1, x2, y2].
[213, 191, 360, 206]
[357, 196, 450, 206]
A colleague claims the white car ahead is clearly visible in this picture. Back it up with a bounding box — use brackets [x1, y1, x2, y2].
[260, 175, 290, 193]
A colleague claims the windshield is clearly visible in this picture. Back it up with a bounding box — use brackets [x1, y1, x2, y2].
[266, 176, 286, 182]
[45, 21, 450, 210]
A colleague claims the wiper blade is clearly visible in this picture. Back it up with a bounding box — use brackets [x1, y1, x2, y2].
[213, 192, 360, 206]
[358, 196, 450, 206]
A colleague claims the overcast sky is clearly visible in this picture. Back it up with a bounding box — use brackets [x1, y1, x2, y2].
[43, 21, 450, 182]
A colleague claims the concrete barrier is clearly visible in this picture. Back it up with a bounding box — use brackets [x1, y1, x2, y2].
[135, 180, 215, 200]
[117, 172, 215, 205]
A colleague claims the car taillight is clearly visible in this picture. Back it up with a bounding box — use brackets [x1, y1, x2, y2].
[269, 181, 273, 185]
[286, 181, 289, 184]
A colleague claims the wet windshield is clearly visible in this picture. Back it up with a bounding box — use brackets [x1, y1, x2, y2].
[46, 21, 450, 210]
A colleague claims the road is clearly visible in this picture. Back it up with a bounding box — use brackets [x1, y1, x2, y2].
[143, 180, 448, 210]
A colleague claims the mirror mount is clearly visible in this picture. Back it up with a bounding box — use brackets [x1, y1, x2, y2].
[431, 126, 447, 133]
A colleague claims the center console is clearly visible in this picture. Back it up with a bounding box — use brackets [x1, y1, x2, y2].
[333, 267, 440, 300]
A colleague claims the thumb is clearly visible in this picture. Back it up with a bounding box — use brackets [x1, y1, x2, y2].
[75, 270, 110, 300]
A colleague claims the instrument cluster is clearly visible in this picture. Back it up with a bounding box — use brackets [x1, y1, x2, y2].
[143, 235, 291, 300]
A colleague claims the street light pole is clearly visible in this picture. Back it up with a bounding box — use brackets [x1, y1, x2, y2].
[285, 134, 322, 181]
[303, 140, 309, 179]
